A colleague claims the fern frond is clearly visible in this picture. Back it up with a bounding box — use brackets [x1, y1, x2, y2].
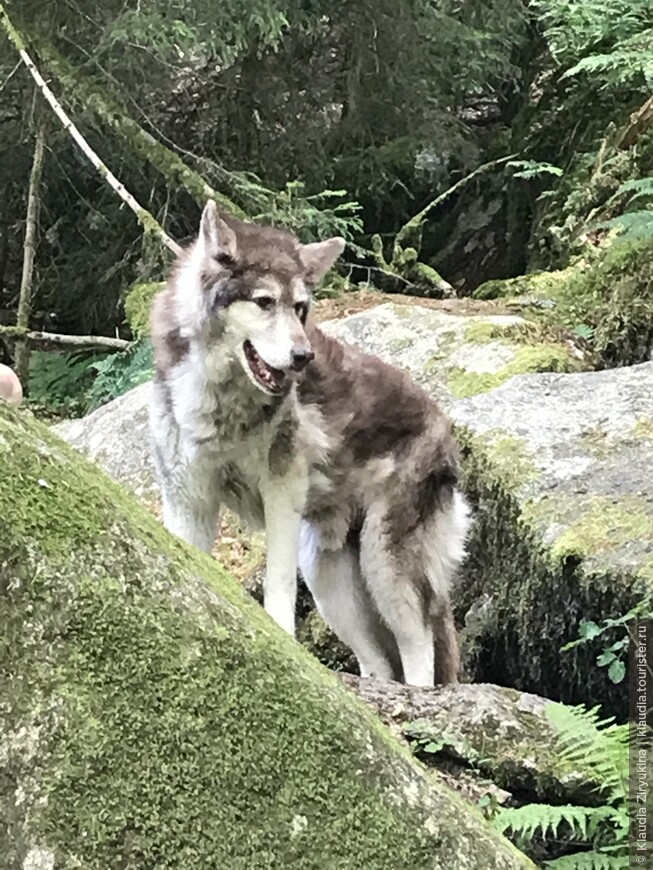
[599, 211, 653, 242]
[494, 803, 616, 842]
[546, 850, 629, 869]
[545, 704, 629, 800]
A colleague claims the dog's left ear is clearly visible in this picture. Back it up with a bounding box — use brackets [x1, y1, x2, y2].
[200, 200, 238, 261]
[300, 237, 345, 285]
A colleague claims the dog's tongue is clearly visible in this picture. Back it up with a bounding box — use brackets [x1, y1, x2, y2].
[245, 341, 286, 392]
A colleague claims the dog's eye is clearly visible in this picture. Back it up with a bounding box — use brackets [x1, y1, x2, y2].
[254, 296, 275, 311]
[295, 302, 308, 324]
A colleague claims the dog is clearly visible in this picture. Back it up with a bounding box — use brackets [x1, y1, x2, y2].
[149, 201, 470, 686]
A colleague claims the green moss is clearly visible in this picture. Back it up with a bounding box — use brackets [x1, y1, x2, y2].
[448, 343, 575, 398]
[549, 497, 653, 561]
[123, 282, 164, 338]
[519, 493, 653, 565]
[1, 404, 531, 869]
[474, 240, 653, 367]
[473, 269, 574, 302]
[389, 336, 415, 351]
[463, 320, 537, 344]
[471, 433, 539, 490]
[578, 427, 612, 459]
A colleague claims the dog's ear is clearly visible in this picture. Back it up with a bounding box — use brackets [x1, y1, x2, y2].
[300, 237, 345, 285]
[199, 200, 238, 261]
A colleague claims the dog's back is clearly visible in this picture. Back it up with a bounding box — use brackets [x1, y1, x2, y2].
[297, 322, 470, 685]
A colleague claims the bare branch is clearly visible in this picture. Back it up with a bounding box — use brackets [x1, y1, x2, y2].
[0, 4, 181, 256]
[15, 113, 46, 385]
[0, 326, 130, 353]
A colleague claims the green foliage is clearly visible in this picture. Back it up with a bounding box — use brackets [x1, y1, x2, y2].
[536, 238, 653, 366]
[534, 0, 653, 81]
[519, 1, 653, 268]
[253, 181, 363, 244]
[561, 600, 652, 685]
[27, 350, 104, 416]
[494, 703, 633, 867]
[85, 340, 153, 411]
[509, 161, 564, 180]
[597, 176, 653, 241]
[402, 720, 459, 759]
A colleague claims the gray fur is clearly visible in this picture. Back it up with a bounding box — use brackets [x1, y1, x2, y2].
[149, 203, 470, 686]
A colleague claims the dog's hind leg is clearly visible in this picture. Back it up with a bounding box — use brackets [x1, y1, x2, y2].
[432, 600, 461, 684]
[298, 522, 398, 680]
[359, 491, 469, 686]
[358, 508, 437, 687]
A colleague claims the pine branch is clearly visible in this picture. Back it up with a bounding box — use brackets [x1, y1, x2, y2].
[0, 3, 181, 256]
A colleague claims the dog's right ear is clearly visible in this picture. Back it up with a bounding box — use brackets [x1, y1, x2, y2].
[199, 200, 238, 261]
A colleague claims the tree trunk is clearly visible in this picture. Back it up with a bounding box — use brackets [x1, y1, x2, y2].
[14, 115, 45, 389]
[0, 403, 534, 870]
[0, 3, 180, 256]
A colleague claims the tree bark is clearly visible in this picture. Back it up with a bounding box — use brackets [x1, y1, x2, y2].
[15, 114, 45, 388]
[0, 403, 534, 870]
[0, 3, 181, 256]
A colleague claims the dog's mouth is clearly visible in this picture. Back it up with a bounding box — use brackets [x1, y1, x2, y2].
[243, 340, 287, 395]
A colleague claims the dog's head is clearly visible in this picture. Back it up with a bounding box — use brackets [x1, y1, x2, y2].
[186, 201, 344, 396]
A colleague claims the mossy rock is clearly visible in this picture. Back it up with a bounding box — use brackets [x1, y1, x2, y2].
[473, 267, 576, 302]
[342, 677, 601, 806]
[123, 281, 164, 338]
[322, 302, 590, 405]
[474, 240, 653, 366]
[450, 363, 653, 719]
[0, 404, 533, 869]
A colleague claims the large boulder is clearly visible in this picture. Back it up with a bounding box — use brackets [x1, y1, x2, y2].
[55, 302, 649, 716]
[0, 404, 533, 869]
[321, 302, 589, 404]
[449, 362, 653, 718]
[55, 380, 155, 500]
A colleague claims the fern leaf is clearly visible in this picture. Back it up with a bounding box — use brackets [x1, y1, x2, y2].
[494, 803, 615, 842]
[546, 851, 629, 869]
[545, 704, 629, 801]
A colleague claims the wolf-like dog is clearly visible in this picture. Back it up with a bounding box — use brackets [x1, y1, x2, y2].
[149, 201, 470, 686]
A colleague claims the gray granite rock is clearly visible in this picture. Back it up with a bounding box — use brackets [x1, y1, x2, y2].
[54, 381, 155, 499]
[340, 676, 597, 805]
[450, 362, 653, 580]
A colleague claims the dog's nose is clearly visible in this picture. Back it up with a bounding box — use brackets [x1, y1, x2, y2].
[290, 348, 315, 372]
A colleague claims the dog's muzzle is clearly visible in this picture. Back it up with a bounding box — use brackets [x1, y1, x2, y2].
[290, 347, 315, 372]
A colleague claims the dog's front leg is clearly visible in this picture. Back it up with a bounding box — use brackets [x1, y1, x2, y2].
[262, 479, 306, 636]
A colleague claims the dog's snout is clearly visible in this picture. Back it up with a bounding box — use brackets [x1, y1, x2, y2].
[290, 347, 315, 372]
